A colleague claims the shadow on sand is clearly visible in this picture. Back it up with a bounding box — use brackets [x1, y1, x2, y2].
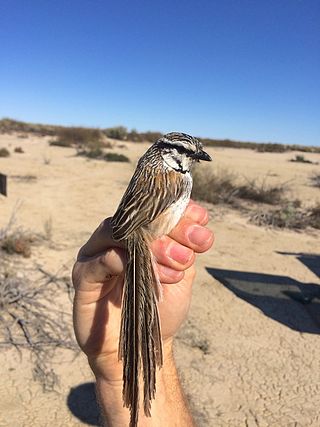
[207, 253, 320, 334]
[67, 382, 100, 426]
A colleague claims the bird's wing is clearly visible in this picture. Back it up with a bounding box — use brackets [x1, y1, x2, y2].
[111, 166, 184, 241]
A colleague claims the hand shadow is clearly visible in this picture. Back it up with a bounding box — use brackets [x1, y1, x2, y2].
[67, 382, 101, 426]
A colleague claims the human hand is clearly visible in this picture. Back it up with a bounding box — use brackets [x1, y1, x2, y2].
[72, 201, 214, 382]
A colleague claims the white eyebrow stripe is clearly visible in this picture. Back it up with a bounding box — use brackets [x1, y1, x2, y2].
[163, 138, 196, 152]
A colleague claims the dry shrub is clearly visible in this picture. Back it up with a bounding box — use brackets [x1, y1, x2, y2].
[310, 172, 320, 188]
[192, 167, 237, 205]
[11, 174, 37, 182]
[1, 231, 35, 257]
[192, 167, 286, 206]
[309, 204, 320, 229]
[0, 264, 76, 391]
[53, 127, 104, 148]
[0, 148, 10, 157]
[14, 146, 24, 153]
[251, 202, 320, 230]
[256, 143, 287, 153]
[235, 178, 287, 205]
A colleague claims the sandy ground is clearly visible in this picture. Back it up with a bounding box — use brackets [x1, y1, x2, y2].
[0, 133, 320, 427]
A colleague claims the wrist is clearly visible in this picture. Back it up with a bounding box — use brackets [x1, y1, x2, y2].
[94, 339, 194, 427]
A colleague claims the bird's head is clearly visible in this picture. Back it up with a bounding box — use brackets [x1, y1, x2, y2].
[156, 132, 212, 173]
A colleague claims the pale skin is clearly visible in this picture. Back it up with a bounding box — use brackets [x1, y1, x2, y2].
[72, 200, 214, 426]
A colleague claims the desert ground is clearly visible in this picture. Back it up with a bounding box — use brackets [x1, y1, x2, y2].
[0, 133, 320, 427]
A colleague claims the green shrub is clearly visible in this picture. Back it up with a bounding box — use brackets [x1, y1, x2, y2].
[103, 126, 128, 140]
[49, 139, 72, 147]
[77, 148, 129, 162]
[290, 155, 313, 164]
[104, 152, 130, 162]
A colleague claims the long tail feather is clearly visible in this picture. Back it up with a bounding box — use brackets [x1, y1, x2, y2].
[119, 231, 163, 427]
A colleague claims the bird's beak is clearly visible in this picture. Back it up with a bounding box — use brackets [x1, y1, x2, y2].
[193, 149, 212, 162]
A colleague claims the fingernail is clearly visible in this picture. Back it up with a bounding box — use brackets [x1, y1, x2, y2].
[188, 225, 212, 246]
[168, 243, 193, 264]
[189, 205, 207, 222]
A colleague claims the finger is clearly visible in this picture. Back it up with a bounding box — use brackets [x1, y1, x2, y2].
[184, 200, 209, 226]
[73, 247, 126, 289]
[150, 235, 195, 271]
[78, 218, 124, 260]
[168, 217, 214, 253]
[156, 264, 185, 284]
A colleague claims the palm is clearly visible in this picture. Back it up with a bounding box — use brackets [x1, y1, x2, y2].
[74, 264, 194, 358]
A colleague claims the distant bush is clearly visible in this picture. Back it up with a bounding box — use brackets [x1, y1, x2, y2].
[54, 127, 104, 148]
[1, 117, 320, 153]
[0, 148, 10, 157]
[0, 118, 57, 136]
[14, 146, 24, 153]
[78, 148, 129, 163]
[104, 152, 130, 162]
[103, 126, 128, 140]
[49, 139, 72, 147]
[126, 130, 163, 143]
[192, 167, 286, 206]
[256, 143, 287, 153]
[290, 155, 313, 164]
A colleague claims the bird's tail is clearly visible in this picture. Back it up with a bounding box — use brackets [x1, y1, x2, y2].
[119, 230, 163, 427]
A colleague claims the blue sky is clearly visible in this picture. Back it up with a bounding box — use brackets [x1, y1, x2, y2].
[1, 0, 319, 145]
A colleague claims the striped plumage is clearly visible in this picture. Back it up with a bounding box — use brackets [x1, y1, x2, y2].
[111, 132, 211, 427]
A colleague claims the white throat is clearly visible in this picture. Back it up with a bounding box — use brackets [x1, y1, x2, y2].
[162, 151, 191, 173]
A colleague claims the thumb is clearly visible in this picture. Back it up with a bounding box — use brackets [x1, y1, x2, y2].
[73, 248, 126, 290]
[73, 218, 126, 290]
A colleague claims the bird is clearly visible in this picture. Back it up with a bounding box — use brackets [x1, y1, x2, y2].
[111, 132, 212, 427]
